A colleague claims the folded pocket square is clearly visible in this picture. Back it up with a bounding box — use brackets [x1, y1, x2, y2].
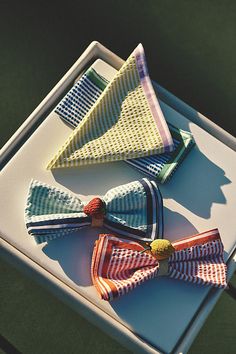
[25, 178, 163, 243]
[53, 56, 194, 182]
[47, 44, 173, 169]
[91, 229, 227, 301]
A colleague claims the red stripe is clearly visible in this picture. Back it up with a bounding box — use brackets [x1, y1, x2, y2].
[91, 234, 119, 300]
[172, 229, 220, 251]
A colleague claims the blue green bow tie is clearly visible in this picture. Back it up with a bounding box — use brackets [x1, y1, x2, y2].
[25, 178, 163, 244]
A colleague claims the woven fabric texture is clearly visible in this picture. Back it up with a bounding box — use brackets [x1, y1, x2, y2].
[91, 229, 227, 301]
[127, 124, 194, 183]
[47, 44, 173, 169]
[25, 178, 163, 244]
[55, 67, 108, 128]
[54, 58, 194, 182]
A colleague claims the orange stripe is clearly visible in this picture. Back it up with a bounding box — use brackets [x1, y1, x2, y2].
[98, 235, 121, 299]
[172, 229, 220, 251]
[91, 236, 107, 299]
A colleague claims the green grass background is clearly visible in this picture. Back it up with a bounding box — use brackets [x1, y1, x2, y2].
[0, 1, 235, 353]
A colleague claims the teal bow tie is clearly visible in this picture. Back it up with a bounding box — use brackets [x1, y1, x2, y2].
[25, 178, 163, 244]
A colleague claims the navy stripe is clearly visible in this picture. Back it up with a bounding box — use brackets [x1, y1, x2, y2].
[125, 135, 182, 177]
[126, 159, 158, 178]
[28, 224, 89, 235]
[139, 178, 153, 239]
[104, 218, 146, 237]
[26, 216, 90, 227]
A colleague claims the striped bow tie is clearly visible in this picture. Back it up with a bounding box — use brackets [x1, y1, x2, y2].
[25, 178, 163, 244]
[91, 229, 227, 301]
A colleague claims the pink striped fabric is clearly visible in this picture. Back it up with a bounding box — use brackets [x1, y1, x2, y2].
[91, 229, 227, 301]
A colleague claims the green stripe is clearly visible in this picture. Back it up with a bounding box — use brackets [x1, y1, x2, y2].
[86, 68, 108, 91]
[157, 126, 195, 183]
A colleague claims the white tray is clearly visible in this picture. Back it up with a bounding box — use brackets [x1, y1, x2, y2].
[1, 42, 236, 354]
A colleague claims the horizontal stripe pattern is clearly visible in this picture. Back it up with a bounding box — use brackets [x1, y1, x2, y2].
[54, 61, 194, 183]
[25, 178, 163, 243]
[47, 44, 173, 169]
[91, 229, 227, 301]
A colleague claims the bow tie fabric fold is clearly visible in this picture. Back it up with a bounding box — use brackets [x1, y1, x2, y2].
[91, 229, 227, 301]
[25, 178, 163, 244]
[47, 43, 174, 170]
[53, 60, 194, 183]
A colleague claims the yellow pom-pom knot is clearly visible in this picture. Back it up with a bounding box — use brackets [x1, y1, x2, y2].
[149, 239, 175, 260]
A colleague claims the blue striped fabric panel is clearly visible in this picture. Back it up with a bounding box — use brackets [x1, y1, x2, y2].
[103, 178, 163, 241]
[55, 67, 107, 128]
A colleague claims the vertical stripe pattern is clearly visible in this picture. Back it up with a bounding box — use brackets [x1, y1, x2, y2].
[47, 44, 174, 169]
[91, 229, 227, 301]
[55, 68, 108, 128]
[25, 178, 164, 243]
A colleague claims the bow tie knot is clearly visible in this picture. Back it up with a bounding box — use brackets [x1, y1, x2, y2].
[142, 239, 175, 260]
[83, 198, 106, 227]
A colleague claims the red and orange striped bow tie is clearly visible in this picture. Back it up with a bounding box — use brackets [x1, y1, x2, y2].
[91, 228, 227, 301]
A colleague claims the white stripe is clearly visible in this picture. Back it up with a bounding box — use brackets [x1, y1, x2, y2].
[28, 222, 90, 231]
[172, 229, 219, 246]
[142, 178, 157, 240]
